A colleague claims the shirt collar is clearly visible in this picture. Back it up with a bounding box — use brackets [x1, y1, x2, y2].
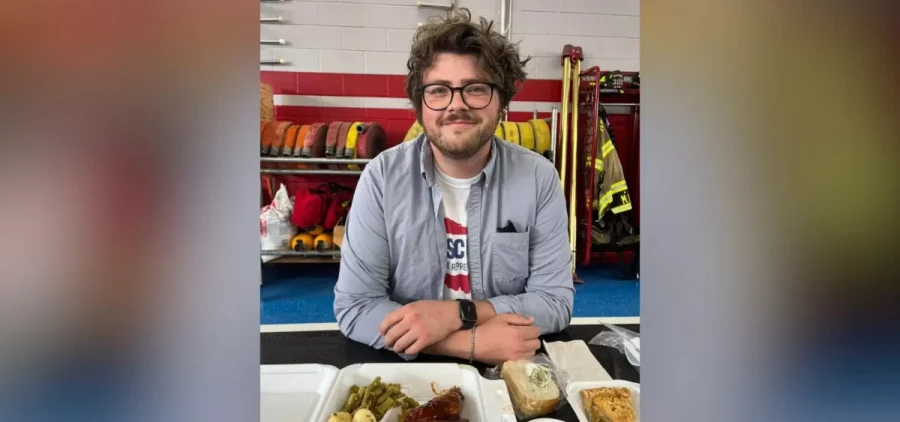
[419, 135, 499, 188]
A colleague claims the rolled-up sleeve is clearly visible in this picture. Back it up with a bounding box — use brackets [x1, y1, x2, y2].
[487, 164, 575, 334]
[333, 158, 415, 359]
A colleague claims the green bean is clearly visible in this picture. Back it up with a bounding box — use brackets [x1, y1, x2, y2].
[402, 397, 419, 408]
[343, 393, 360, 413]
[380, 388, 397, 405]
[358, 387, 369, 408]
[376, 398, 395, 415]
[350, 385, 359, 395]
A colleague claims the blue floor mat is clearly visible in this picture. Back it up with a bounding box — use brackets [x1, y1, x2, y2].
[261, 264, 639, 325]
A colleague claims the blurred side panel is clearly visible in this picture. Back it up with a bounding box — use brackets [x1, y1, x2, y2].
[0, 0, 260, 421]
[642, 0, 899, 421]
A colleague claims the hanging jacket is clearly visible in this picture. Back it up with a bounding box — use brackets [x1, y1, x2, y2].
[592, 119, 633, 220]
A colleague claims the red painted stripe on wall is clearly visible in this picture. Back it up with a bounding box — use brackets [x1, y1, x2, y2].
[261, 71, 564, 103]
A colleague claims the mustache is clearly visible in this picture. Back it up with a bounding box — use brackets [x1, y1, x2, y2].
[440, 113, 478, 124]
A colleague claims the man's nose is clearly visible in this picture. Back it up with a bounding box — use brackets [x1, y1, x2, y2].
[445, 89, 469, 113]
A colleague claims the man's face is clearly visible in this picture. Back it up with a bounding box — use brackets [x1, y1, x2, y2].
[420, 52, 502, 160]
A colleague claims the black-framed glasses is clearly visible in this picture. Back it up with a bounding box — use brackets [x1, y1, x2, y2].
[419, 82, 497, 111]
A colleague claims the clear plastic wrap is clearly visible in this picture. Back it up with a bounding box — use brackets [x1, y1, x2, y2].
[589, 324, 640, 370]
[484, 354, 571, 420]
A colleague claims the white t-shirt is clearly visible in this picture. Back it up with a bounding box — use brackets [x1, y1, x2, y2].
[434, 167, 478, 301]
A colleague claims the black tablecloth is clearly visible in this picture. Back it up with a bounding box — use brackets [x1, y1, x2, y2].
[261, 324, 639, 422]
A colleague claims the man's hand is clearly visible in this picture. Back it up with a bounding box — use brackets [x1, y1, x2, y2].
[380, 300, 459, 355]
[474, 314, 541, 365]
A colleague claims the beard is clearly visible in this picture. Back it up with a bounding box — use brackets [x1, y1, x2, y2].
[424, 111, 496, 160]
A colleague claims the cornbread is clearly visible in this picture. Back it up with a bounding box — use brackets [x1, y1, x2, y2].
[579, 387, 635, 422]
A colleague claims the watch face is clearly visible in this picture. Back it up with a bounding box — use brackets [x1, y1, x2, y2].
[459, 300, 476, 322]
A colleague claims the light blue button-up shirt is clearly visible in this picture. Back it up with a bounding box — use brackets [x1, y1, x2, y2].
[333, 134, 574, 358]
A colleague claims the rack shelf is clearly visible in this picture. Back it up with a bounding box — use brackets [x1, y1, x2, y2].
[260, 157, 372, 165]
[261, 249, 341, 264]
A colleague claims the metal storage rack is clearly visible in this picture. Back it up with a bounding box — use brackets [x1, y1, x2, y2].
[259, 156, 370, 264]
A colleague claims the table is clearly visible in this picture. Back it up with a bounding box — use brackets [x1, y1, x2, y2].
[261, 324, 639, 422]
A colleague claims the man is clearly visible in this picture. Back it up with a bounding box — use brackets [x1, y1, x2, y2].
[333, 9, 574, 365]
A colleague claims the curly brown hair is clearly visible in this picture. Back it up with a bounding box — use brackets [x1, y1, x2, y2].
[405, 8, 530, 122]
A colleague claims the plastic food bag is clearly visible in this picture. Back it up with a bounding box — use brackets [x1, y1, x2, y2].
[589, 324, 640, 371]
[260, 183, 296, 263]
[485, 354, 571, 420]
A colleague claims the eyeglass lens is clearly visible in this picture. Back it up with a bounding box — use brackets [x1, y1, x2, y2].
[423, 83, 494, 110]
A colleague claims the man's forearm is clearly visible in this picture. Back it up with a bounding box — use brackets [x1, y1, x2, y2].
[421, 301, 494, 360]
[474, 300, 496, 326]
[422, 328, 473, 360]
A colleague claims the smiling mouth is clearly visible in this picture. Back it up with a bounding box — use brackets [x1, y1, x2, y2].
[444, 121, 475, 126]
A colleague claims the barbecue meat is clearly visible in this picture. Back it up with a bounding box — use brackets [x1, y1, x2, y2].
[399, 387, 467, 422]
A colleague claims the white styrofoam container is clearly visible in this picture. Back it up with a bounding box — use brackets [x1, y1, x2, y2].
[261, 363, 516, 422]
[261, 364, 339, 422]
[565, 380, 641, 422]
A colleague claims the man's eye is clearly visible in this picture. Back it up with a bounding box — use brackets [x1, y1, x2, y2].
[465, 85, 489, 95]
[426, 87, 449, 95]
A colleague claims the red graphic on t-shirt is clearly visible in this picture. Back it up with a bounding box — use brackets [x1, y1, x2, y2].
[444, 218, 471, 294]
[444, 218, 466, 235]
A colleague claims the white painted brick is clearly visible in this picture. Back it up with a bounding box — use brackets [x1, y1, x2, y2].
[414, 8, 456, 27]
[524, 57, 564, 79]
[386, 29, 415, 52]
[273, 26, 342, 49]
[271, 48, 320, 72]
[512, 11, 566, 35]
[516, 34, 576, 58]
[584, 37, 639, 59]
[365, 51, 409, 74]
[260, 47, 274, 61]
[260, 0, 640, 74]
[562, 0, 640, 16]
[517, 34, 639, 60]
[590, 14, 639, 38]
[313, 0, 411, 4]
[365, 5, 419, 29]
[455, 0, 496, 9]
[468, 8, 500, 24]
[320, 50, 366, 73]
[260, 2, 318, 25]
[513, 11, 639, 38]
[317, 2, 367, 27]
[318, 96, 367, 108]
[515, 0, 560, 12]
[583, 58, 640, 72]
[342, 27, 387, 51]
[259, 24, 293, 45]
[365, 97, 411, 109]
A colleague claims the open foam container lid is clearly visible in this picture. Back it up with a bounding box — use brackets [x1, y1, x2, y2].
[261, 363, 516, 422]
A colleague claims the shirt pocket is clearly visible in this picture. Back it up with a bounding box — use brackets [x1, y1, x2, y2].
[490, 231, 530, 290]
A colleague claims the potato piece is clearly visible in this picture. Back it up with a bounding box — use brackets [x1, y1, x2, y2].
[351, 408, 377, 422]
[327, 411, 351, 422]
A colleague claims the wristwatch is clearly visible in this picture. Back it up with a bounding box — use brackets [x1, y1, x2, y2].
[457, 299, 477, 330]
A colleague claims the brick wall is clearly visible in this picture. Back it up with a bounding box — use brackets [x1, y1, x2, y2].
[261, 0, 639, 75]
